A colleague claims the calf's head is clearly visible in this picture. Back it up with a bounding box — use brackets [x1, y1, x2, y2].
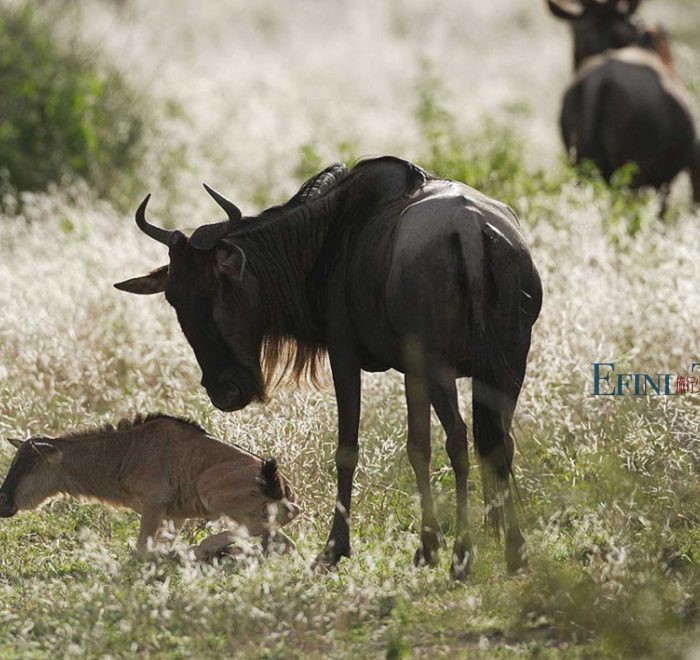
[547, 0, 645, 68]
[0, 437, 62, 517]
[114, 187, 265, 412]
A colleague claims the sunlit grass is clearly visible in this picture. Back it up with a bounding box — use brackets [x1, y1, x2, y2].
[1, 0, 700, 657]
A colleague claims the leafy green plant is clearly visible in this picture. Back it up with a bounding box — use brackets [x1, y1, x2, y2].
[0, 4, 146, 202]
[413, 61, 570, 216]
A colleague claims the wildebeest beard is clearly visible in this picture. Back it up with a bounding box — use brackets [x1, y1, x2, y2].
[171, 285, 266, 411]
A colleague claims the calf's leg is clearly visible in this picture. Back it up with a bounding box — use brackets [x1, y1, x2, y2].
[136, 506, 166, 553]
[193, 531, 245, 561]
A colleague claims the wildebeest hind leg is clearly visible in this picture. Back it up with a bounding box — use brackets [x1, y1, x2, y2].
[473, 362, 528, 575]
[429, 367, 473, 580]
[406, 372, 444, 568]
[658, 183, 671, 220]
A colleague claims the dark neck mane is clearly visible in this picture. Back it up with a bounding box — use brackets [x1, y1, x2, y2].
[223, 157, 428, 387]
[227, 189, 342, 386]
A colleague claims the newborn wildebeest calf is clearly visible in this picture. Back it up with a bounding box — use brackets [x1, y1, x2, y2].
[0, 414, 300, 559]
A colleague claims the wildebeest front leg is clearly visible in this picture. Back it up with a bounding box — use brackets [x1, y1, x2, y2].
[316, 350, 361, 567]
[429, 368, 473, 580]
[406, 372, 443, 567]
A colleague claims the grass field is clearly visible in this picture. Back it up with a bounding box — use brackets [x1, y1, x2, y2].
[1, 0, 700, 657]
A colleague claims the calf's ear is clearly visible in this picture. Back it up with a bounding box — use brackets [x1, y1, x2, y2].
[30, 441, 63, 465]
[6, 438, 23, 449]
[114, 265, 169, 294]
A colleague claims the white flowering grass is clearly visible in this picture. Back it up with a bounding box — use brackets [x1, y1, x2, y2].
[1, 0, 700, 657]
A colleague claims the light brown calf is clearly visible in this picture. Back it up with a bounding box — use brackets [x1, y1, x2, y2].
[0, 414, 300, 559]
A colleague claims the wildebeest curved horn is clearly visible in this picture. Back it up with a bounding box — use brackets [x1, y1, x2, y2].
[202, 183, 242, 223]
[135, 194, 173, 246]
[547, 0, 585, 19]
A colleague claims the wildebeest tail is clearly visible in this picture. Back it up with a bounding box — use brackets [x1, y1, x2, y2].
[460, 222, 528, 536]
[576, 70, 608, 168]
[690, 140, 700, 204]
[259, 458, 286, 500]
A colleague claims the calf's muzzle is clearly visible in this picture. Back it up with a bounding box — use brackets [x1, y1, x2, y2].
[0, 492, 18, 518]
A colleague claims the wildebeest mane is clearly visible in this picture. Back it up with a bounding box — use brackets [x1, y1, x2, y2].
[286, 163, 349, 206]
[223, 157, 429, 391]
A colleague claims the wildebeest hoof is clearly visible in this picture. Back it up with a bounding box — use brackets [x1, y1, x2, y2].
[312, 545, 349, 573]
[506, 554, 529, 575]
[450, 542, 474, 581]
[413, 533, 443, 568]
[505, 529, 528, 575]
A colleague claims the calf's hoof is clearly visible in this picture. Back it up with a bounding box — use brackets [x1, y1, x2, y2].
[262, 530, 297, 556]
[194, 543, 246, 563]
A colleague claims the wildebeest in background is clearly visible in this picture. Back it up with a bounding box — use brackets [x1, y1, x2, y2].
[547, 0, 700, 208]
[0, 414, 300, 559]
[115, 157, 542, 578]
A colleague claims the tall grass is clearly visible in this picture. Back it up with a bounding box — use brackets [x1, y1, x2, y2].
[0, 0, 699, 657]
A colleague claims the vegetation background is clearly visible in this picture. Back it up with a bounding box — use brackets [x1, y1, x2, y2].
[0, 0, 699, 657]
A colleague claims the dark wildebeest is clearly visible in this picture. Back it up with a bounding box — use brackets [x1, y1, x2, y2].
[115, 157, 542, 577]
[547, 0, 700, 207]
[0, 414, 299, 558]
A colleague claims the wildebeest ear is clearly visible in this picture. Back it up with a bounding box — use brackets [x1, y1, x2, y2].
[114, 265, 169, 294]
[30, 441, 63, 464]
[215, 244, 246, 281]
[6, 438, 23, 449]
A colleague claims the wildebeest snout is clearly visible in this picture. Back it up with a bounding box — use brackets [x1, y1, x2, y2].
[204, 374, 252, 412]
[206, 382, 243, 412]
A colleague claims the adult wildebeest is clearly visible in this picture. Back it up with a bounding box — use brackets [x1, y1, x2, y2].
[0, 414, 299, 558]
[547, 0, 700, 206]
[115, 157, 542, 577]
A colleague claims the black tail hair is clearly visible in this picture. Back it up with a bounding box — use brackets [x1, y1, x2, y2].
[690, 140, 700, 205]
[259, 458, 286, 500]
[461, 224, 524, 536]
